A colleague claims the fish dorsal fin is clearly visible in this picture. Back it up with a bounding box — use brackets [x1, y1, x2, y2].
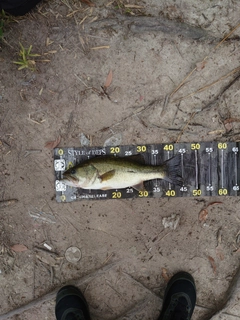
[100, 170, 116, 182]
[126, 154, 146, 164]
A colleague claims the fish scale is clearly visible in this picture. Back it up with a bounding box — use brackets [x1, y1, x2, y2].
[54, 141, 240, 202]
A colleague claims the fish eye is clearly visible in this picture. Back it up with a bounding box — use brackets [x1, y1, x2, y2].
[70, 168, 76, 174]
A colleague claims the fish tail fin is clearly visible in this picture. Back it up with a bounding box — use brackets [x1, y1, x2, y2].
[163, 154, 183, 186]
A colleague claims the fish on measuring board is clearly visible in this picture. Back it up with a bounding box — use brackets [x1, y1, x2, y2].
[61, 154, 182, 190]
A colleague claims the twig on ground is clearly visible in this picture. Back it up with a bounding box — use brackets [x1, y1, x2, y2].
[172, 66, 240, 104]
[175, 112, 196, 143]
[160, 94, 170, 117]
[214, 23, 240, 51]
[0, 199, 18, 208]
[74, 15, 87, 52]
[27, 114, 46, 125]
[99, 103, 156, 131]
[175, 70, 240, 142]
[170, 22, 240, 99]
[28, 209, 56, 224]
[90, 46, 110, 50]
[75, 73, 110, 98]
[202, 72, 240, 111]
[24, 149, 42, 157]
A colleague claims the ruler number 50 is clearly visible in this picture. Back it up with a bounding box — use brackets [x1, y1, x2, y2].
[191, 143, 200, 150]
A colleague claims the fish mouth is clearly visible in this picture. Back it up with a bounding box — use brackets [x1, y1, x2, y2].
[63, 174, 79, 182]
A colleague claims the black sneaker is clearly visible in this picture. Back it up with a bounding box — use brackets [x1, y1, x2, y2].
[158, 271, 196, 320]
[55, 285, 91, 320]
[0, 0, 42, 16]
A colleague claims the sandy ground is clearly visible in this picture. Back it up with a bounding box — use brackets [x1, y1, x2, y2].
[0, 0, 240, 319]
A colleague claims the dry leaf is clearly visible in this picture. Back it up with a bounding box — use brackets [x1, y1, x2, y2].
[196, 60, 207, 71]
[207, 201, 223, 207]
[162, 268, 170, 282]
[199, 202, 223, 222]
[216, 246, 224, 261]
[80, 0, 95, 6]
[45, 136, 61, 149]
[208, 256, 217, 274]
[11, 244, 28, 252]
[224, 118, 240, 124]
[199, 208, 208, 222]
[104, 70, 113, 89]
[224, 122, 233, 133]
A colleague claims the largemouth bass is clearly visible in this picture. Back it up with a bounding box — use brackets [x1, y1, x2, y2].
[61, 155, 182, 190]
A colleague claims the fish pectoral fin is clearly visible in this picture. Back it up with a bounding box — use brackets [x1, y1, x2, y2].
[132, 181, 145, 191]
[100, 170, 116, 182]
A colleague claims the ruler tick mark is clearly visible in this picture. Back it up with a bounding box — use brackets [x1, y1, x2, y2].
[221, 149, 224, 189]
[195, 150, 198, 189]
[167, 151, 171, 190]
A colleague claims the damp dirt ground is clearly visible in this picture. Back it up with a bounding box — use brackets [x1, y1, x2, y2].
[0, 1, 240, 319]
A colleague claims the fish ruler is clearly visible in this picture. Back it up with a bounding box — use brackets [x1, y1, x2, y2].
[54, 141, 240, 202]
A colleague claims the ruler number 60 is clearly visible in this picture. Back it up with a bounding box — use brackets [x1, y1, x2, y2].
[218, 142, 227, 149]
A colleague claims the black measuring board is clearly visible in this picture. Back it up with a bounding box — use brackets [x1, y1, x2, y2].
[54, 141, 240, 202]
